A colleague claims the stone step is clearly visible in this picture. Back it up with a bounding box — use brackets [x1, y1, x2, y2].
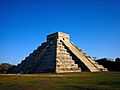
[57, 66, 79, 69]
[57, 42, 62, 44]
[57, 70, 80, 73]
[57, 47, 67, 50]
[95, 65, 104, 68]
[56, 67, 81, 72]
[90, 61, 98, 64]
[57, 54, 71, 57]
[56, 55, 72, 58]
[57, 53, 70, 56]
[56, 59, 75, 63]
[57, 45, 65, 48]
[56, 62, 75, 65]
[57, 49, 67, 52]
[56, 63, 78, 66]
[56, 56, 72, 60]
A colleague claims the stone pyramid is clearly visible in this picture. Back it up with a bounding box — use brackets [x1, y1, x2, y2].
[12, 32, 108, 73]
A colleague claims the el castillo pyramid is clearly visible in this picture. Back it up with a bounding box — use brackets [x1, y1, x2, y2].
[12, 32, 108, 73]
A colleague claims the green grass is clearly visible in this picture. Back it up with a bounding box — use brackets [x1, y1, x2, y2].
[0, 72, 120, 90]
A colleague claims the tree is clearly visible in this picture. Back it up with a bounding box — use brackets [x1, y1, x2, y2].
[115, 58, 120, 63]
[96, 58, 120, 71]
[0, 63, 16, 74]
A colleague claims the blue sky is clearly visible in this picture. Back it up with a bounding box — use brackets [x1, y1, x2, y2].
[0, 0, 120, 65]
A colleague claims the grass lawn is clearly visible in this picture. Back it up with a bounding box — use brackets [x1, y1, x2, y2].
[0, 72, 120, 90]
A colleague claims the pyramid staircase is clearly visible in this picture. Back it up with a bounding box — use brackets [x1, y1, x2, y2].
[56, 40, 81, 73]
[62, 41, 108, 72]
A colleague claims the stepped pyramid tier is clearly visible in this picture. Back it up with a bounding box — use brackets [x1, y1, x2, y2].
[11, 32, 108, 74]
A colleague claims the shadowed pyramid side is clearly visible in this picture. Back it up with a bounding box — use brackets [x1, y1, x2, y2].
[11, 41, 56, 74]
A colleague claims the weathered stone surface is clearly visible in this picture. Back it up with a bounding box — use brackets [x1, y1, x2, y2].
[11, 32, 107, 74]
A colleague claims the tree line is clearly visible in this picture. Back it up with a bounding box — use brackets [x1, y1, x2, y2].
[96, 57, 120, 71]
[0, 63, 16, 74]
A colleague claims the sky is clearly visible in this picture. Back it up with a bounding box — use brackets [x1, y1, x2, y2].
[0, 0, 120, 65]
